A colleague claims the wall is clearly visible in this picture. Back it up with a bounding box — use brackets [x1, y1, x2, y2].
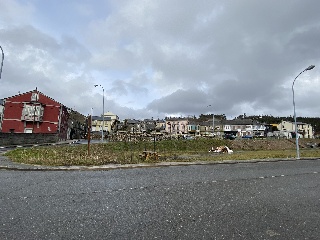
[0, 133, 59, 146]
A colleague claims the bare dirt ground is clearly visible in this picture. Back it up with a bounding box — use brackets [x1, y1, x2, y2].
[227, 138, 320, 151]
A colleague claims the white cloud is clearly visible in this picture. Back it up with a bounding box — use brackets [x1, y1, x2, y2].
[0, 0, 35, 27]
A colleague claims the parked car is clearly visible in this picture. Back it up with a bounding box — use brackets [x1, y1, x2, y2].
[224, 134, 236, 140]
[242, 135, 253, 139]
[184, 135, 194, 140]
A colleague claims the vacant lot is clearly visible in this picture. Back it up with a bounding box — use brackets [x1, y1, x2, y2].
[4, 138, 320, 166]
[229, 138, 308, 150]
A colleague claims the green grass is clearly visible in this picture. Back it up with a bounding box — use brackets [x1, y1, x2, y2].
[4, 138, 320, 166]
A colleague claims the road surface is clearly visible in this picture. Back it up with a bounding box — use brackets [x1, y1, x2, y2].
[0, 159, 319, 239]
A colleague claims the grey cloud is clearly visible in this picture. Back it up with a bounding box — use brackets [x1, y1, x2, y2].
[1, 25, 58, 49]
[109, 80, 128, 95]
[147, 89, 208, 115]
[2, 0, 320, 120]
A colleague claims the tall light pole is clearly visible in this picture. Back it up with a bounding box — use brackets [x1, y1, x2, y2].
[292, 65, 315, 159]
[207, 105, 214, 137]
[94, 84, 105, 142]
[91, 107, 93, 134]
[0, 46, 4, 79]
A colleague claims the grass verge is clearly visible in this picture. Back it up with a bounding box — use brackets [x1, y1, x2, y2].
[4, 138, 320, 166]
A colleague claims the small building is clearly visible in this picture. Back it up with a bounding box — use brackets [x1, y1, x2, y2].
[91, 116, 111, 133]
[155, 119, 166, 133]
[165, 117, 189, 135]
[187, 121, 200, 136]
[91, 111, 119, 134]
[278, 120, 313, 138]
[0, 89, 69, 140]
[103, 111, 119, 133]
[198, 121, 210, 136]
[222, 119, 265, 137]
[206, 119, 223, 137]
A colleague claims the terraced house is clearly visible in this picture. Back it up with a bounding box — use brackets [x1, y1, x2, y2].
[0, 89, 69, 140]
[160, 118, 313, 139]
[222, 119, 266, 138]
[91, 111, 119, 134]
[277, 120, 313, 138]
[165, 117, 189, 135]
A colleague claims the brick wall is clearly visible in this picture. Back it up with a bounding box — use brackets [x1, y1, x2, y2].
[0, 133, 59, 146]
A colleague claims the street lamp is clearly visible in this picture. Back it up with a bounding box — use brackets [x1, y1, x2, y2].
[91, 107, 93, 134]
[94, 84, 105, 142]
[207, 105, 214, 137]
[292, 65, 315, 159]
[0, 46, 4, 79]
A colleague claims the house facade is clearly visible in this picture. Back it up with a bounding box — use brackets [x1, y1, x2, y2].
[222, 119, 266, 137]
[0, 89, 69, 140]
[207, 119, 224, 137]
[165, 118, 189, 135]
[278, 120, 313, 138]
[91, 116, 111, 133]
[91, 111, 119, 134]
[198, 121, 210, 136]
[187, 121, 200, 136]
[104, 111, 119, 133]
[155, 119, 166, 132]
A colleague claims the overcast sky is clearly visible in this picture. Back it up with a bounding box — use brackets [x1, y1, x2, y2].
[1, 0, 319, 120]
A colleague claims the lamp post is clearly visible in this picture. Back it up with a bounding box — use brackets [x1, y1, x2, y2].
[94, 84, 105, 142]
[0, 46, 4, 79]
[207, 105, 214, 137]
[91, 107, 93, 134]
[292, 65, 315, 159]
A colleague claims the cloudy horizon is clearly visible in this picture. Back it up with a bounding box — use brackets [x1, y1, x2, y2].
[1, 0, 319, 120]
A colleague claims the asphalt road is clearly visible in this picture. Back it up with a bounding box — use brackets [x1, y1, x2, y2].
[0, 159, 319, 239]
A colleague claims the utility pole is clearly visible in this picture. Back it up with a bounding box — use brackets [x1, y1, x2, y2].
[0, 46, 4, 79]
[87, 114, 91, 155]
[94, 85, 105, 142]
[207, 105, 214, 137]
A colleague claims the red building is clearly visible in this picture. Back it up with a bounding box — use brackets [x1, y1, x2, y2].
[0, 89, 69, 140]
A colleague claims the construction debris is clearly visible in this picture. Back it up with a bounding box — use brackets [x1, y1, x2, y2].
[209, 146, 233, 154]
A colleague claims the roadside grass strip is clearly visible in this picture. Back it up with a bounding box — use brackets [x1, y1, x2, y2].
[4, 138, 320, 166]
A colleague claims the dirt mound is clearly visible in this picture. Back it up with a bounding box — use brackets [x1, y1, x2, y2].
[227, 139, 320, 151]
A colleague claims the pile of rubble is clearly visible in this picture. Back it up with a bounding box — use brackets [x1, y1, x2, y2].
[209, 146, 233, 154]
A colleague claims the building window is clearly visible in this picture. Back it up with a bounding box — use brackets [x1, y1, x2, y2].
[31, 93, 39, 101]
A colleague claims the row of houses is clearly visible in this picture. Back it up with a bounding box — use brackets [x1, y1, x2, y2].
[0, 89, 314, 140]
[101, 117, 313, 139]
[90, 112, 314, 139]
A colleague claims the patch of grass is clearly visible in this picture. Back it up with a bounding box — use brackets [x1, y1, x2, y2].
[4, 139, 320, 166]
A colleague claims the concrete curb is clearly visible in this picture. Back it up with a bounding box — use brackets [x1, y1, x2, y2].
[0, 156, 319, 171]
